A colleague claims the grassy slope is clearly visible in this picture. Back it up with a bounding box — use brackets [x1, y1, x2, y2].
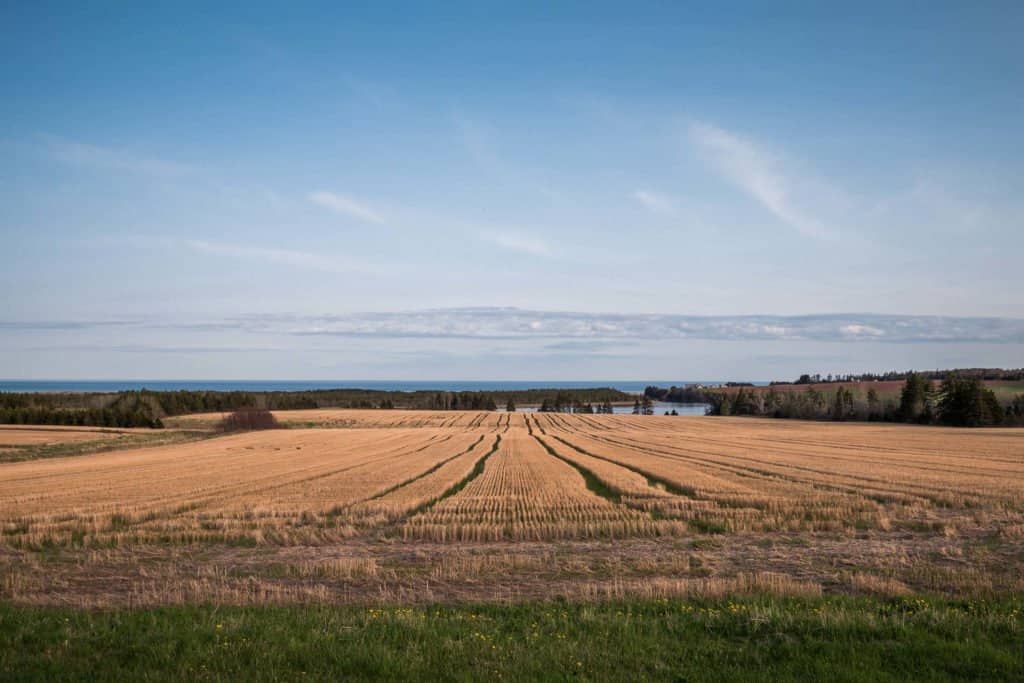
[2, 597, 1021, 681]
[722, 380, 1024, 401]
[0, 430, 209, 464]
[990, 381, 1024, 402]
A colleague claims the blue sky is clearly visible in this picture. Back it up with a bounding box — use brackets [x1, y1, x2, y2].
[2, 2, 1022, 380]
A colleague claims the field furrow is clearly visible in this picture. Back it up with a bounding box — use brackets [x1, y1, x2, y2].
[403, 429, 682, 541]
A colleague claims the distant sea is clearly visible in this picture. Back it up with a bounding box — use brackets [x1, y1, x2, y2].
[0, 380, 759, 394]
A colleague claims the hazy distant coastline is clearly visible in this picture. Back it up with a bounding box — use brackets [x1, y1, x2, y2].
[0, 380, 760, 394]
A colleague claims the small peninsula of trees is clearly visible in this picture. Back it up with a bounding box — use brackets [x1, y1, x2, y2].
[537, 395, 607, 414]
[643, 385, 717, 403]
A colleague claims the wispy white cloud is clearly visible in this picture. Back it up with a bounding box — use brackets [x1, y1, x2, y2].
[840, 323, 885, 338]
[273, 310, 1024, 343]
[481, 232, 552, 257]
[633, 189, 677, 215]
[184, 239, 383, 275]
[308, 191, 385, 224]
[6, 309, 1024, 344]
[688, 122, 833, 239]
[45, 137, 193, 177]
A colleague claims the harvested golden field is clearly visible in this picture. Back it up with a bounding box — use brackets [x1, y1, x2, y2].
[166, 408, 512, 430]
[0, 425, 189, 464]
[0, 425, 139, 447]
[2, 412, 1023, 606]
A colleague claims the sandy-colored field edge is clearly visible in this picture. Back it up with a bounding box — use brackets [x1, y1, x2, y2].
[0, 424, 154, 445]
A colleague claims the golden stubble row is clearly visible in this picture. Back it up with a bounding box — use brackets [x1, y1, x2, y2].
[1, 411, 1022, 547]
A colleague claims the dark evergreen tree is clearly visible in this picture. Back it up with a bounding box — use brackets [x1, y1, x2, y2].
[866, 388, 880, 419]
[936, 373, 1003, 427]
[898, 373, 932, 423]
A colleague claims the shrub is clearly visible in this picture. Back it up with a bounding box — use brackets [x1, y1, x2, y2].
[218, 409, 280, 432]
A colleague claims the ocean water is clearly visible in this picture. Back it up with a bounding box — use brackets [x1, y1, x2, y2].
[0, 380, 743, 394]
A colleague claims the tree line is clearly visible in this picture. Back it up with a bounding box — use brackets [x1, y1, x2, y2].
[537, 392, 616, 413]
[776, 368, 1024, 385]
[643, 385, 717, 403]
[0, 387, 634, 428]
[0, 392, 164, 428]
[705, 372, 1023, 427]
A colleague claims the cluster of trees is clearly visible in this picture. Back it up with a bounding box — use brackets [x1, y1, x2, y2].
[902, 373, 1007, 427]
[150, 390, 263, 414]
[775, 368, 1024, 386]
[218, 408, 280, 432]
[1008, 395, 1024, 422]
[424, 393, 497, 411]
[0, 386, 636, 427]
[485, 387, 629, 406]
[707, 372, 1022, 427]
[0, 392, 163, 428]
[643, 385, 716, 403]
[631, 397, 655, 415]
[537, 394, 615, 413]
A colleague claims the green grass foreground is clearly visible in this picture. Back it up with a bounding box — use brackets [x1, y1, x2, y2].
[1, 597, 1022, 681]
